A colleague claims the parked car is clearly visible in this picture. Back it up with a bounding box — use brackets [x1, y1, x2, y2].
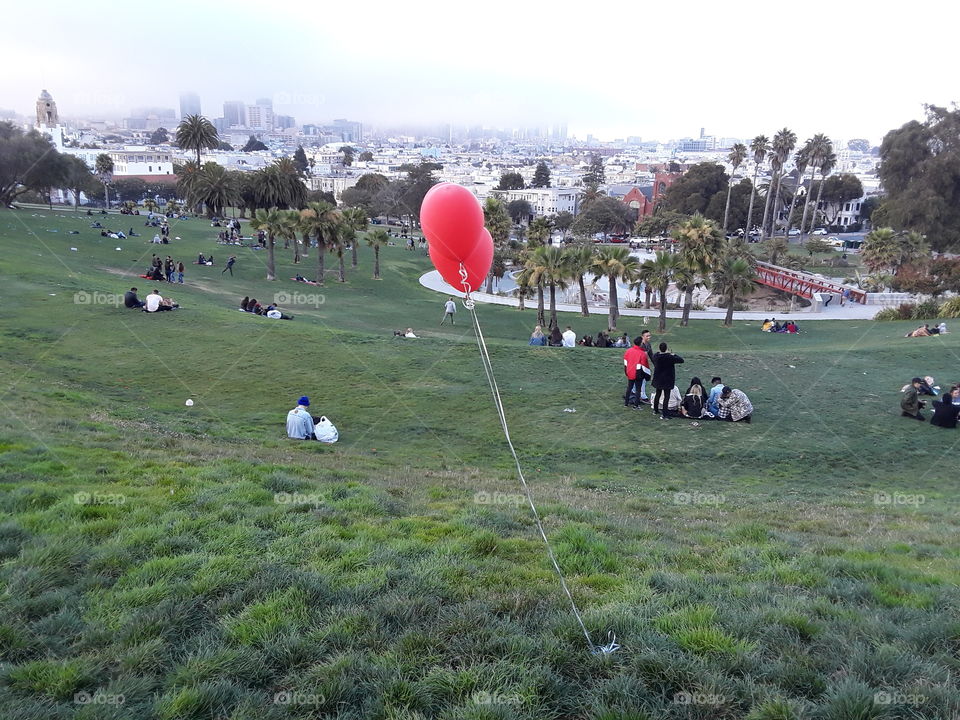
[788, 229, 800, 236]
[812, 228, 828, 235]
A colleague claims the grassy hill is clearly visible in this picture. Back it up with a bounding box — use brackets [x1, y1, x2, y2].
[0, 208, 957, 719]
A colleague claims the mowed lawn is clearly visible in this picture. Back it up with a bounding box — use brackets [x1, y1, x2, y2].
[0, 208, 957, 720]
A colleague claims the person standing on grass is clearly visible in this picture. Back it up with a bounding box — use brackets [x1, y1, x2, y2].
[164, 257, 174, 283]
[623, 337, 651, 408]
[440, 297, 457, 325]
[901, 377, 926, 421]
[651, 342, 684, 419]
[177, 261, 184, 284]
[639, 330, 654, 403]
[222, 255, 236, 276]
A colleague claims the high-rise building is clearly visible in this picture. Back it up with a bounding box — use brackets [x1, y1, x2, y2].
[330, 118, 362, 142]
[223, 101, 246, 128]
[246, 104, 274, 132]
[274, 115, 295, 130]
[179, 92, 201, 118]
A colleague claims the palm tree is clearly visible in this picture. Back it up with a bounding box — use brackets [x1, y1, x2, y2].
[278, 209, 301, 260]
[526, 246, 568, 330]
[763, 236, 790, 266]
[673, 214, 724, 326]
[333, 222, 350, 282]
[483, 197, 512, 293]
[175, 160, 202, 210]
[527, 216, 553, 247]
[301, 201, 341, 285]
[808, 149, 836, 237]
[722, 143, 748, 234]
[195, 163, 237, 218]
[744, 136, 769, 240]
[762, 128, 797, 241]
[175, 114, 219, 166]
[563, 244, 595, 316]
[592, 246, 640, 330]
[95, 154, 113, 210]
[798, 134, 831, 242]
[366, 228, 389, 279]
[781, 145, 808, 240]
[142, 199, 158, 215]
[341, 207, 368, 267]
[639, 251, 682, 331]
[514, 267, 533, 311]
[712, 252, 757, 326]
[250, 207, 286, 280]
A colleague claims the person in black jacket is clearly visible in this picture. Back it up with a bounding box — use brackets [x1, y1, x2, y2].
[930, 395, 960, 428]
[123, 287, 144, 308]
[651, 342, 684, 419]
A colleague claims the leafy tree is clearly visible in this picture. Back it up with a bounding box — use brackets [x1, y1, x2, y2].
[175, 114, 219, 165]
[722, 144, 747, 233]
[242, 135, 268, 152]
[483, 197, 512, 293]
[572, 196, 635, 239]
[61, 155, 93, 211]
[743, 135, 770, 237]
[592, 246, 640, 329]
[563, 244, 595, 316]
[552, 211, 574, 242]
[877, 105, 960, 251]
[217, 141, 234, 151]
[659, 162, 728, 219]
[635, 210, 691, 239]
[673, 214, 724, 326]
[803, 238, 833, 255]
[95, 154, 114, 209]
[861, 227, 928, 275]
[818, 173, 863, 225]
[293, 146, 309, 175]
[149, 127, 169, 144]
[111, 178, 148, 203]
[497, 172, 525, 190]
[340, 146, 354, 166]
[249, 207, 286, 280]
[507, 199, 532, 224]
[359, 151, 374, 162]
[366, 228, 389, 279]
[582, 155, 605, 186]
[400, 161, 441, 226]
[712, 249, 756, 326]
[859, 195, 882, 227]
[531, 161, 551, 188]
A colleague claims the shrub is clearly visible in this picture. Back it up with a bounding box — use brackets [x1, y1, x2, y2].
[872, 307, 900, 321]
[912, 300, 940, 319]
[895, 303, 916, 320]
[938, 296, 960, 318]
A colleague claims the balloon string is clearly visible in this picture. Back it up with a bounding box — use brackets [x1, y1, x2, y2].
[465, 297, 618, 657]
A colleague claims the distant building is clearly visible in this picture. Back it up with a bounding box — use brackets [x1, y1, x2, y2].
[246, 103, 274, 132]
[327, 118, 362, 143]
[490, 187, 580, 218]
[308, 175, 358, 202]
[223, 101, 246, 128]
[179, 92, 201, 118]
[36, 89, 58, 126]
[274, 114, 295, 130]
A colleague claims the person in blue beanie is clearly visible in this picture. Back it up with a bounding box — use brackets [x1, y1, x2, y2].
[286, 395, 317, 439]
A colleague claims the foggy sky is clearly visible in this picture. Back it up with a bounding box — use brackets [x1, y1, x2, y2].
[2, 0, 956, 144]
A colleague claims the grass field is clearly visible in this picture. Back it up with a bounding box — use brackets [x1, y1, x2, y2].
[0, 207, 958, 719]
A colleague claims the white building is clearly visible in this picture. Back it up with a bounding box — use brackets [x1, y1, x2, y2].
[490, 187, 580, 218]
[308, 175, 358, 202]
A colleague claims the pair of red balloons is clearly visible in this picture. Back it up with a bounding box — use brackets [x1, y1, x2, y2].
[421, 183, 493, 293]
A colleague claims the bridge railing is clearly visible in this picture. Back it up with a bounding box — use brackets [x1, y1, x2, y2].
[754, 261, 867, 304]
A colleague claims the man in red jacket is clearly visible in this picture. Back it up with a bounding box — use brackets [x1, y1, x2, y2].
[623, 337, 651, 408]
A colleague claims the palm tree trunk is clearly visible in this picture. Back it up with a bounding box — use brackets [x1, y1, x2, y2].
[770, 174, 784, 239]
[724, 289, 734, 326]
[782, 176, 801, 241]
[373, 246, 380, 279]
[351, 242, 358, 267]
[537, 286, 545, 327]
[681, 286, 694, 326]
[745, 166, 759, 238]
[798, 166, 817, 243]
[812, 171, 827, 232]
[549, 283, 558, 329]
[266, 233, 276, 281]
[608, 274, 619, 329]
[316, 244, 325, 285]
[338, 250, 345, 282]
[518, 291, 525, 311]
[722, 179, 734, 234]
[760, 174, 774, 241]
[578, 275, 589, 316]
[485, 273, 494, 294]
[644, 285, 652, 309]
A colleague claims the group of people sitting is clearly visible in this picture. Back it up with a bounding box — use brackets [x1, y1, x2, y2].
[141, 255, 185, 283]
[393, 328, 418, 338]
[900, 375, 960, 427]
[239, 296, 292, 319]
[905, 322, 948, 338]
[124, 287, 179, 312]
[761, 318, 799, 333]
[529, 325, 635, 348]
[196, 253, 214, 266]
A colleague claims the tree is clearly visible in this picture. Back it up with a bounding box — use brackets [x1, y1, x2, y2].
[95, 154, 114, 210]
[217, 141, 234, 151]
[242, 135, 268, 152]
[111, 178, 148, 203]
[639, 252, 683, 331]
[762, 236, 789, 265]
[526, 246, 568, 330]
[673, 214, 724, 326]
[572, 196, 634, 239]
[254, 159, 306, 210]
[552, 211, 574, 242]
[583, 154, 604, 186]
[722, 144, 747, 233]
[497, 172, 525, 190]
[802, 238, 833, 255]
[659, 162, 728, 220]
[340, 146, 354, 166]
[798, 134, 832, 241]
[175, 114, 219, 165]
[483, 197, 512, 293]
[635, 210, 691, 239]
[531, 161, 551, 188]
[506, 199, 532, 224]
[149, 127, 169, 144]
[592, 246, 640, 329]
[762, 128, 796, 240]
[809, 150, 836, 236]
[564, 244, 595, 316]
[400, 161, 441, 226]
[743, 135, 770, 238]
[359, 151, 374, 162]
[293, 146, 309, 175]
[194, 163, 237, 218]
[859, 195, 882, 228]
[250, 207, 286, 280]
[527, 216, 553, 247]
[819, 174, 863, 226]
[366, 228, 389, 279]
[861, 227, 928, 275]
[301, 201, 342, 284]
[61, 155, 93, 211]
[712, 251, 756, 326]
[341, 206, 368, 267]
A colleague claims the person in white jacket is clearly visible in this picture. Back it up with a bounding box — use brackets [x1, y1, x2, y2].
[286, 396, 316, 439]
[561, 326, 576, 347]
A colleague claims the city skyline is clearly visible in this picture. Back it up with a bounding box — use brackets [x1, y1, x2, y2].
[1, 0, 957, 145]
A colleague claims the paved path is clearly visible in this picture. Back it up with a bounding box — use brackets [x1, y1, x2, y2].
[418, 271, 883, 321]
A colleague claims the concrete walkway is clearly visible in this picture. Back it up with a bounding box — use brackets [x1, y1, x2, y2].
[418, 271, 884, 321]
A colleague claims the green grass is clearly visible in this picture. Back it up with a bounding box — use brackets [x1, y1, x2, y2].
[0, 207, 958, 719]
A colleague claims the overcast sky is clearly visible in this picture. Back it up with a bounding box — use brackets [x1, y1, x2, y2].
[1, 0, 956, 144]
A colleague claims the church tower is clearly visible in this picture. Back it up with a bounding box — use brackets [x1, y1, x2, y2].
[36, 89, 58, 127]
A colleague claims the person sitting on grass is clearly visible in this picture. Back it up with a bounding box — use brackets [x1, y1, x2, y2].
[900, 377, 926, 421]
[548, 326, 563, 347]
[785, 320, 798, 333]
[579, 334, 593, 347]
[562, 326, 577, 347]
[680, 383, 705, 418]
[286, 396, 316, 440]
[529, 326, 546, 346]
[930, 392, 960, 428]
[661, 385, 683, 417]
[404, 328, 418, 338]
[240, 296, 249, 311]
[264, 304, 293, 320]
[124, 287, 144, 309]
[144, 289, 178, 312]
[761, 318, 774, 332]
[717, 386, 753, 423]
[594, 331, 609, 348]
[905, 324, 932, 338]
[706, 377, 723, 416]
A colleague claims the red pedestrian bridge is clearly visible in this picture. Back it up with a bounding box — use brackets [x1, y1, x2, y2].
[754, 262, 867, 304]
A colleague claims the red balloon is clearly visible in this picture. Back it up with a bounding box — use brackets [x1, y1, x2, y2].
[420, 183, 484, 260]
[430, 227, 493, 294]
